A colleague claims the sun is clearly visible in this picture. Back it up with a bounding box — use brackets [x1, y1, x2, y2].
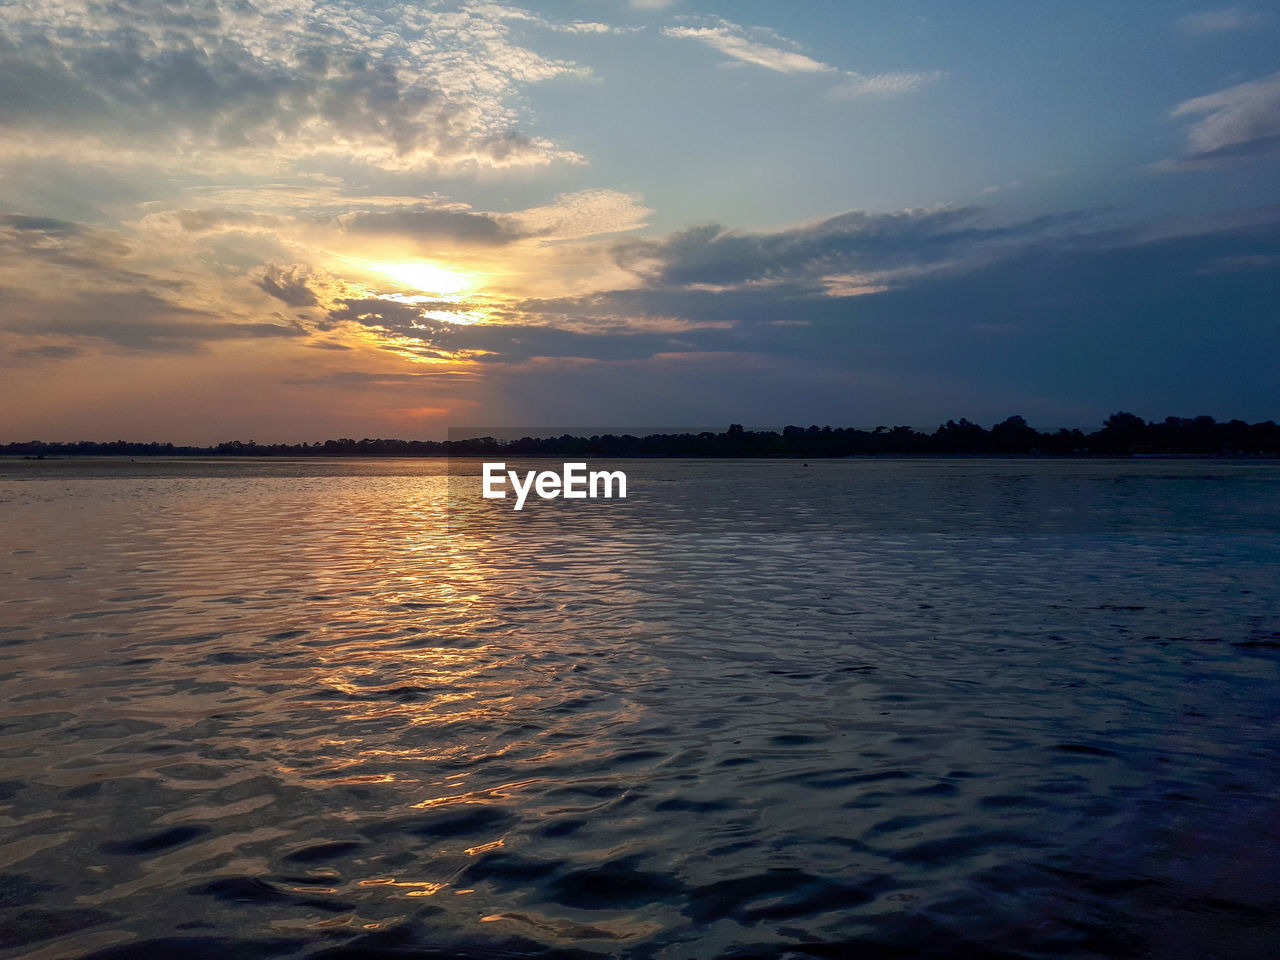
[375, 260, 473, 295]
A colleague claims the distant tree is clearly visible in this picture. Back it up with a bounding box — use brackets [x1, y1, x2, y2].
[933, 418, 990, 453]
[991, 415, 1039, 453]
[1098, 411, 1149, 453]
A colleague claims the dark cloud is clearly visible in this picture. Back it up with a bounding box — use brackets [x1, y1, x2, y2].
[5, 289, 307, 352]
[492, 214, 1280, 424]
[327, 296, 691, 363]
[0, 213, 147, 279]
[14, 344, 81, 361]
[0, 29, 295, 138]
[613, 206, 1085, 288]
[341, 206, 526, 245]
[257, 265, 318, 307]
[286, 370, 472, 385]
[326, 298, 440, 328]
[171, 210, 281, 232]
[0, 214, 80, 234]
[327, 297, 475, 321]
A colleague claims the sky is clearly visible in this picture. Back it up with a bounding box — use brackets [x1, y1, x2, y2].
[1, 0, 1278, 442]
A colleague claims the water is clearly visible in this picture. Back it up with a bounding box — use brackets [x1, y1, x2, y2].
[1, 458, 1279, 959]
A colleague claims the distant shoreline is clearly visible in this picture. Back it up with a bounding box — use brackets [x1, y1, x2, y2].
[4, 413, 1279, 459]
[5, 452, 1280, 460]
[6, 454, 1280, 465]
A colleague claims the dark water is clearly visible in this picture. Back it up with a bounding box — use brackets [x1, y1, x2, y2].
[1, 458, 1279, 959]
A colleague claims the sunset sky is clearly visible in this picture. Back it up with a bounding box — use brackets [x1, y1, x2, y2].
[1, 0, 1278, 442]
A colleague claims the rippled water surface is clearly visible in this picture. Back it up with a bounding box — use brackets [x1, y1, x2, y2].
[2, 458, 1279, 959]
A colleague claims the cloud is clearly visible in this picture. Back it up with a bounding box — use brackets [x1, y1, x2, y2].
[139, 209, 284, 236]
[662, 22, 834, 75]
[13, 344, 81, 361]
[329, 190, 651, 248]
[1160, 72, 1280, 168]
[0, 175, 658, 371]
[471, 212, 1280, 426]
[0, 213, 146, 283]
[0, 214, 80, 235]
[828, 71, 943, 100]
[611, 206, 1084, 291]
[9, 197, 1280, 429]
[506, 189, 653, 242]
[313, 204, 1181, 369]
[1174, 8, 1268, 34]
[288, 370, 474, 386]
[467, 4, 639, 35]
[298, 209, 1280, 434]
[257, 264, 319, 306]
[328, 295, 689, 364]
[3, 288, 307, 353]
[552, 21, 641, 35]
[0, 206, 340, 357]
[140, 187, 650, 255]
[0, 0, 589, 172]
[663, 17, 939, 99]
[980, 180, 1025, 196]
[341, 205, 523, 245]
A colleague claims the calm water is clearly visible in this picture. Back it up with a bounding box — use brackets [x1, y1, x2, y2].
[1, 458, 1279, 959]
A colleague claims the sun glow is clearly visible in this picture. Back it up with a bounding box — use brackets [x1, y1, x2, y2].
[375, 260, 473, 295]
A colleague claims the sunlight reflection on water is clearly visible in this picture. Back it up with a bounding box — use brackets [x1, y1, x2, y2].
[1, 458, 1279, 959]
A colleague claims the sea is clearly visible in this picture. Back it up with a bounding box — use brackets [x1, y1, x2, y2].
[1, 457, 1278, 960]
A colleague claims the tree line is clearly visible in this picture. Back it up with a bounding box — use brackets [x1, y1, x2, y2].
[4, 413, 1280, 459]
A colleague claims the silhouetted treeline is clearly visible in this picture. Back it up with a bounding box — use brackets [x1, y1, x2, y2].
[4, 414, 1280, 459]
